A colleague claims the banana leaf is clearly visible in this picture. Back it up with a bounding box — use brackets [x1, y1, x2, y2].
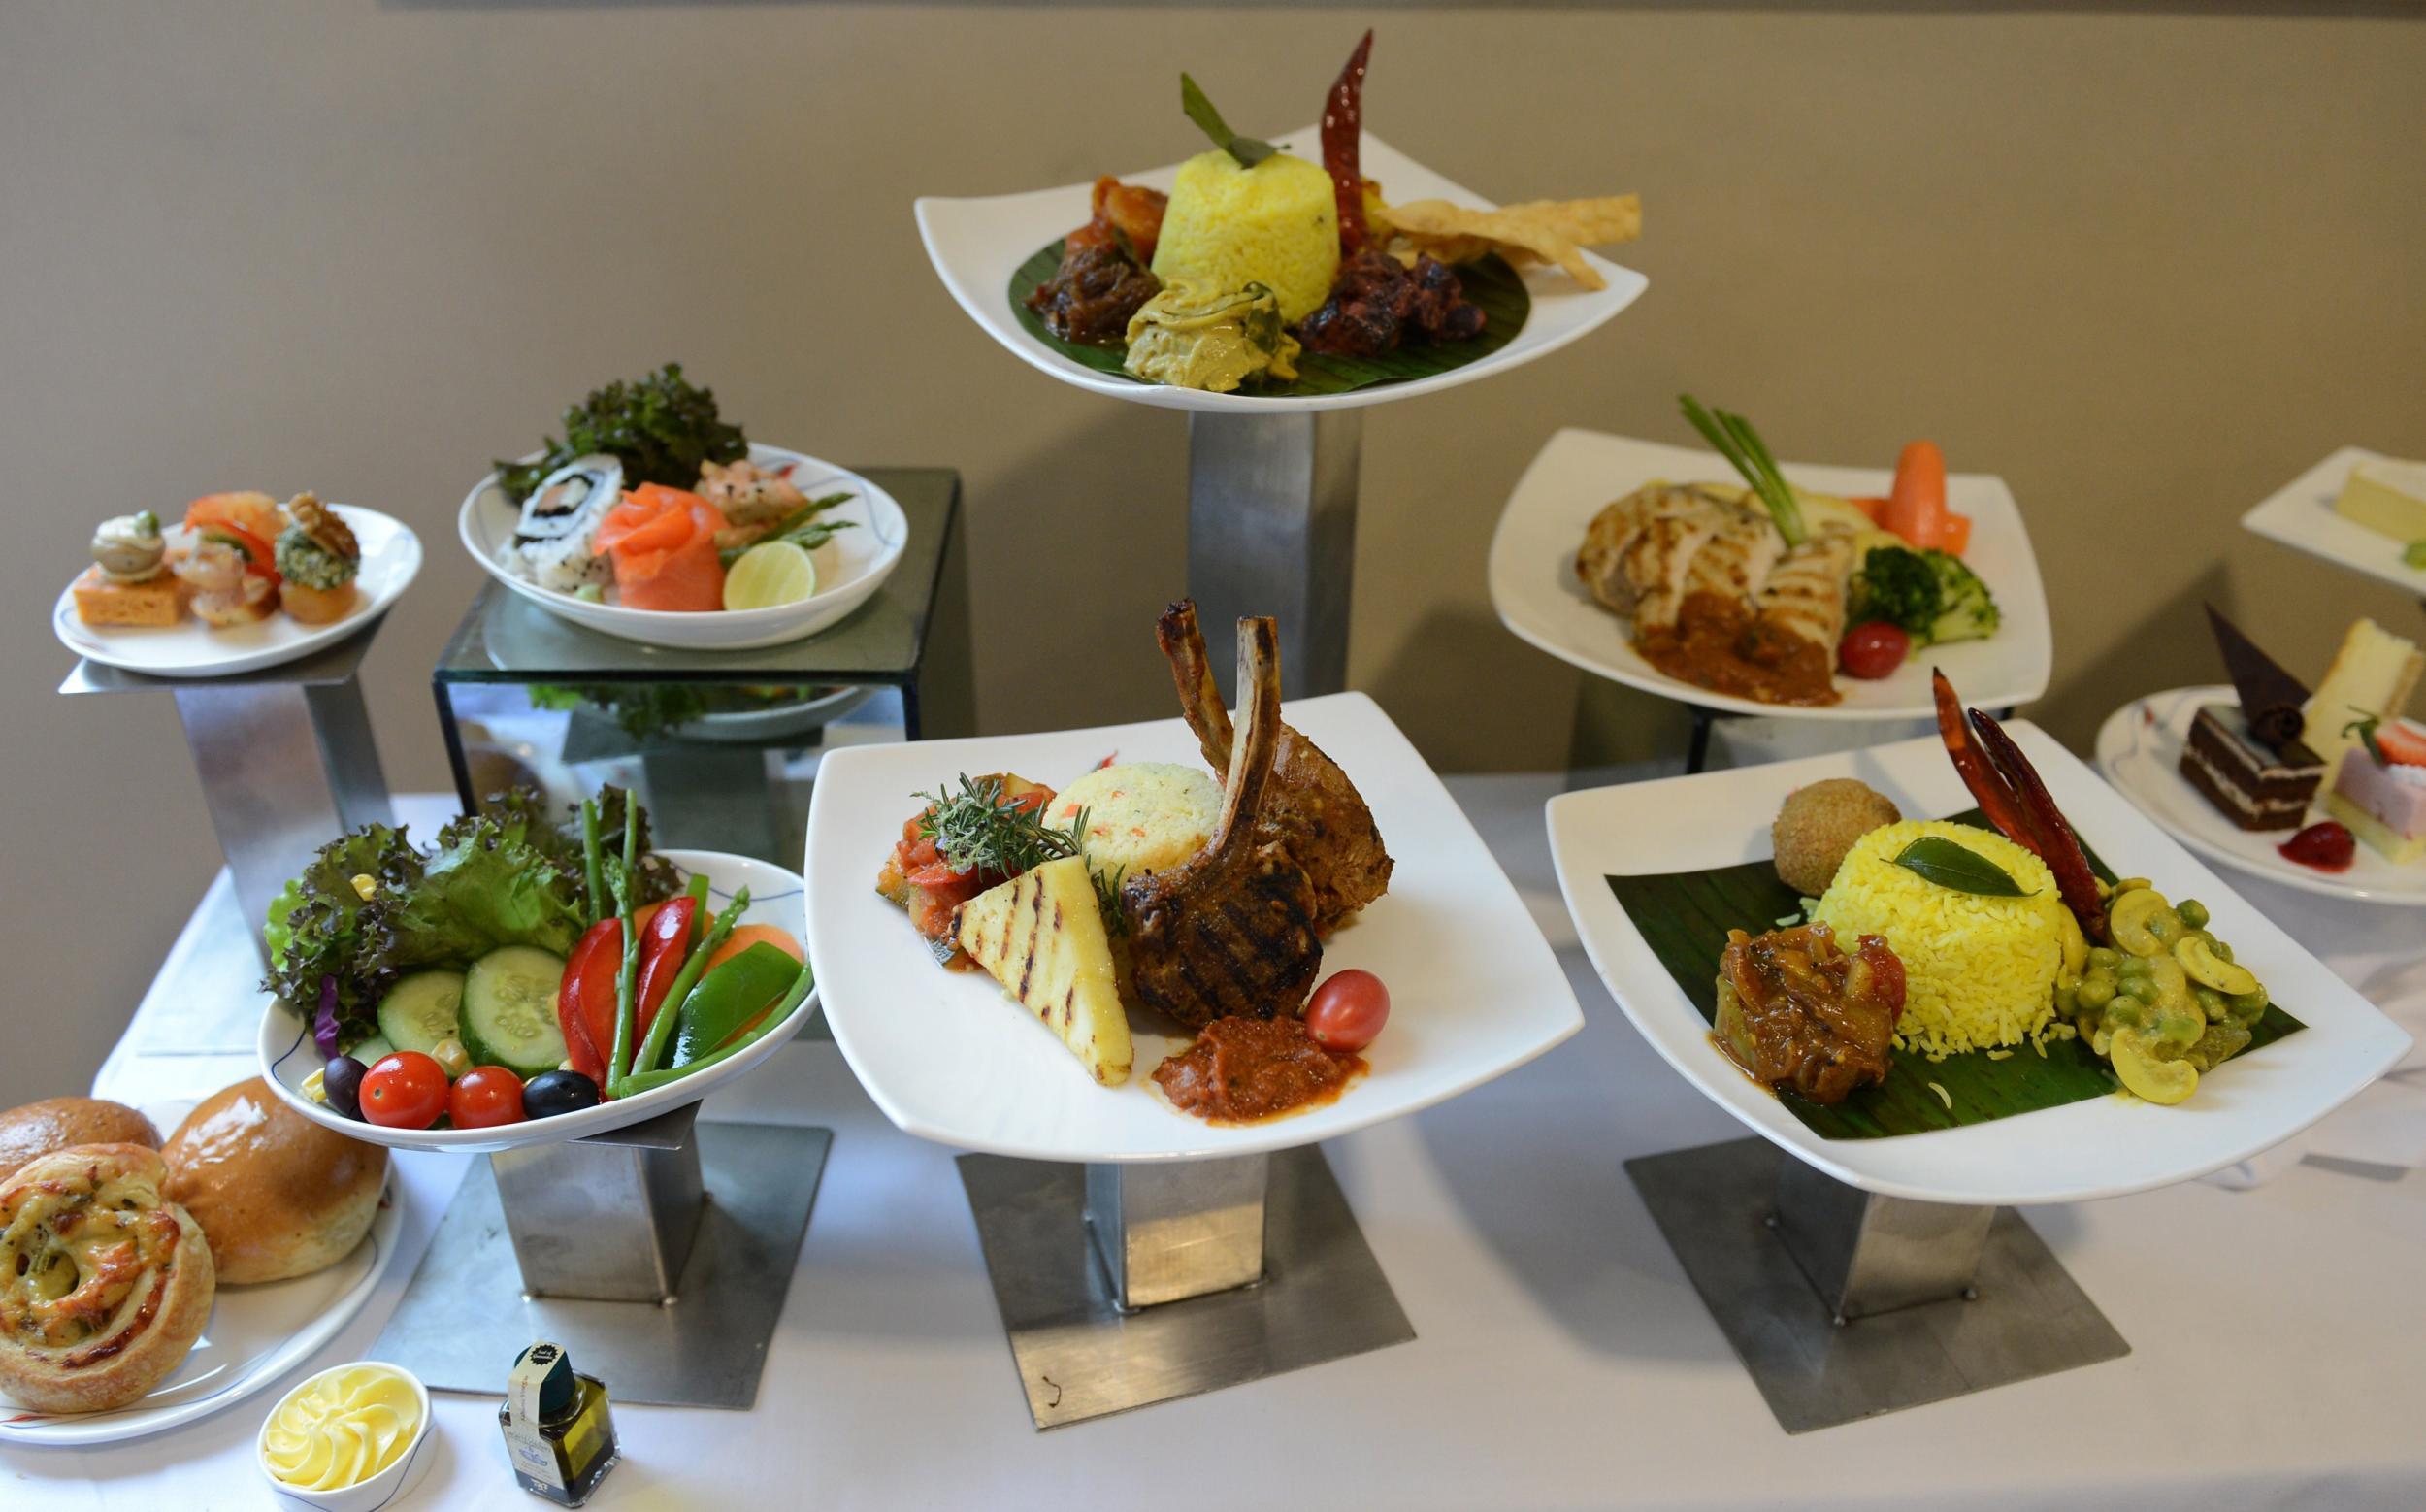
[1606, 811, 2304, 1140]
[1006, 241, 1529, 398]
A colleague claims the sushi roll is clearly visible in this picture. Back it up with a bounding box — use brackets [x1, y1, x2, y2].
[504, 455, 620, 596]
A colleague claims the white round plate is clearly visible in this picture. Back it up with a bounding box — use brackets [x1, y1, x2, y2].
[672, 685, 873, 744]
[1490, 428, 2053, 721]
[806, 692, 1585, 1164]
[459, 444, 908, 651]
[2097, 685, 2426, 907]
[2240, 444, 2426, 596]
[51, 506, 421, 679]
[258, 849, 815, 1154]
[914, 127, 1647, 414]
[1548, 723, 2411, 1205]
[0, 1099, 405, 1447]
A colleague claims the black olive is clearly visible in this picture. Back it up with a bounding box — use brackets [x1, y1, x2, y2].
[322, 1056, 368, 1120]
[522, 1070, 602, 1119]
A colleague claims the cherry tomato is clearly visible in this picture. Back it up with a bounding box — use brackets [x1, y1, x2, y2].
[360, 1051, 449, 1130]
[1838, 622, 1911, 680]
[1304, 970, 1390, 1053]
[448, 1066, 528, 1129]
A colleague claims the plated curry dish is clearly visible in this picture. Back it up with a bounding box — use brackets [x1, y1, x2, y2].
[1013, 31, 1641, 397]
[1576, 398, 2003, 707]
[875, 603, 1396, 1124]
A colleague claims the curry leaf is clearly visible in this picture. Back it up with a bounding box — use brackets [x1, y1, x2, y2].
[1892, 836, 2032, 897]
[1180, 74, 1277, 168]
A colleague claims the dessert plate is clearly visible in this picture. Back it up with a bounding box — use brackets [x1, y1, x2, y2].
[1549, 722, 2410, 1205]
[806, 692, 1584, 1163]
[50, 506, 420, 679]
[2097, 685, 2426, 907]
[2240, 445, 2426, 596]
[260, 850, 815, 1154]
[1492, 428, 2052, 721]
[0, 1101, 405, 1448]
[460, 444, 908, 651]
[915, 128, 1648, 415]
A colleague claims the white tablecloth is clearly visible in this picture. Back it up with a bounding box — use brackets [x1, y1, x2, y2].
[12, 779, 2425, 1512]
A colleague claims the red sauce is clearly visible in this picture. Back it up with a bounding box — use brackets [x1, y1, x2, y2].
[1636, 591, 1839, 707]
[1154, 1016, 1365, 1124]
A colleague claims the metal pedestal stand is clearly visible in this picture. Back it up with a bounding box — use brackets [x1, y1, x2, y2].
[376, 1105, 833, 1410]
[1628, 1138, 2127, 1433]
[955, 410, 1413, 1429]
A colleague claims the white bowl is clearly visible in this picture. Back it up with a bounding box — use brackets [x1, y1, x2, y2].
[255, 1362, 435, 1512]
[458, 443, 908, 651]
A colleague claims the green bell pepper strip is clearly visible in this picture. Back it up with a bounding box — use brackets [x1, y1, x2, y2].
[627, 885, 749, 1079]
[606, 801, 641, 1087]
[610, 961, 813, 1100]
[668, 943, 799, 1068]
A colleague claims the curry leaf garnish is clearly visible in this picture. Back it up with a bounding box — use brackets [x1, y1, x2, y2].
[1892, 836, 2032, 897]
[1180, 74, 1277, 168]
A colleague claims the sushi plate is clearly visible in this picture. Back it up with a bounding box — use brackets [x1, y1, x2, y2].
[806, 692, 1584, 1164]
[259, 850, 815, 1154]
[2240, 445, 2426, 596]
[459, 444, 908, 652]
[2096, 685, 2426, 908]
[1492, 428, 2053, 721]
[915, 127, 1648, 415]
[50, 505, 420, 679]
[1548, 722, 2410, 1206]
[0, 1099, 405, 1447]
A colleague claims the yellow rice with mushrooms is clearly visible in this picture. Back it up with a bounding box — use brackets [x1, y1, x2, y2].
[1811, 820, 2081, 1059]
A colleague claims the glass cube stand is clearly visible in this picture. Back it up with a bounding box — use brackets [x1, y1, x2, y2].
[431, 467, 972, 876]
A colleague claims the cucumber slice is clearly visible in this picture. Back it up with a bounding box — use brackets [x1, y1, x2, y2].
[376, 971, 465, 1059]
[348, 1034, 395, 1065]
[461, 945, 569, 1079]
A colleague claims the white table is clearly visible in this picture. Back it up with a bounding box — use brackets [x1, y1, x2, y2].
[14, 779, 2426, 1511]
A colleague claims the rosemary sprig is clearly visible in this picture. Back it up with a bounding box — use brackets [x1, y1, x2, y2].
[1680, 393, 1807, 547]
[911, 774, 1131, 935]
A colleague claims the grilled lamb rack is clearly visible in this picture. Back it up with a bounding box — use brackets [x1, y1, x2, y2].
[1155, 601, 1393, 931]
[1125, 617, 1324, 1030]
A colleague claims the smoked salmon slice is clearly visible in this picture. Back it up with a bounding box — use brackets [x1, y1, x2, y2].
[595, 483, 727, 612]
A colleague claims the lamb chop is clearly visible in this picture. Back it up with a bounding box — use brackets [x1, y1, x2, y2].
[1155, 601, 1393, 931]
[1125, 617, 1324, 1030]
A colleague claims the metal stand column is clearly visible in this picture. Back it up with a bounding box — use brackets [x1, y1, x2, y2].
[1187, 411, 1362, 702]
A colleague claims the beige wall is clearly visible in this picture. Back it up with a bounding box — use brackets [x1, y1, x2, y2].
[5, 4, 2421, 1107]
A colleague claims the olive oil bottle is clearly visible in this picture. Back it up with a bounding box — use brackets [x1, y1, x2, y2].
[499, 1342, 618, 1505]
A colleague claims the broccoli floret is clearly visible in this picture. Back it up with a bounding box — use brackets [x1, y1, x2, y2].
[1923, 548, 1999, 644]
[1847, 546, 1941, 640]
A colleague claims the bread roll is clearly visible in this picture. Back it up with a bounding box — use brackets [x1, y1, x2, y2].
[162, 1079, 386, 1285]
[0, 1097, 160, 1182]
[0, 1144, 214, 1413]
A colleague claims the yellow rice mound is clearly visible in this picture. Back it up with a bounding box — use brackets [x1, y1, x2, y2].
[1811, 819, 2070, 1059]
[1043, 762, 1220, 884]
[1151, 150, 1339, 324]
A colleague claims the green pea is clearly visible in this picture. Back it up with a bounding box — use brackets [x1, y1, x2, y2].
[2122, 974, 2161, 1003]
[2117, 956, 2150, 978]
[2107, 998, 2147, 1029]
[2209, 938, 2233, 964]
[2177, 900, 2210, 930]
[2087, 947, 2119, 971]
[2194, 986, 2227, 1022]
[2076, 976, 2115, 1010]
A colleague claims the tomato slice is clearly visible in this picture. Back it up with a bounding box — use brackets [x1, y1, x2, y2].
[571, 920, 626, 1088]
[558, 920, 615, 1086]
[633, 896, 698, 1044]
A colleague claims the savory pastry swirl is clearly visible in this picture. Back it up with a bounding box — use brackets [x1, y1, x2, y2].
[0, 1144, 213, 1414]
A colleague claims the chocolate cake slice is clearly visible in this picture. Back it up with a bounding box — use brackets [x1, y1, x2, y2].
[2179, 705, 2324, 831]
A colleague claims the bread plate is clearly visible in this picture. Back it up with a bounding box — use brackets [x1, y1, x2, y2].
[257, 850, 815, 1154]
[2240, 445, 2426, 597]
[459, 444, 907, 651]
[0, 1100, 404, 1448]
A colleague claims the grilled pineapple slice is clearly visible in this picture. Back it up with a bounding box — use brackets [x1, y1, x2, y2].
[953, 856, 1132, 1085]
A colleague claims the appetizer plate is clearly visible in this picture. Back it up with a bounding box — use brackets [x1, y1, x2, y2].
[915, 127, 1648, 415]
[679, 684, 874, 744]
[2097, 685, 2426, 907]
[2240, 445, 2426, 596]
[1491, 429, 2053, 721]
[807, 692, 1584, 1163]
[49, 506, 421, 679]
[258, 850, 815, 1154]
[458, 444, 908, 651]
[0, 1101, 404, 1448]
[1548, 723, 2410, 1205]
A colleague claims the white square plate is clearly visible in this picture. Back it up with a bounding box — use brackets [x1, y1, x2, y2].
[2241, 445, 2426, 596]
[1548, 722, 2410, 1204]
[806, 692, 1583, 1162]
[1491, 428, 2053, 721]
[914, 128, 1648, 414]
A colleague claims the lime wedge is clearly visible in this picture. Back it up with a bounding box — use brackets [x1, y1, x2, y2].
[723, 541, 818, 611]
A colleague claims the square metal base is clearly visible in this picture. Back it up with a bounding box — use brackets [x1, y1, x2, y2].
[958, 1147, 1414, 1429]
[1627, 1138, 2128, 1433]
[375, 1123, 831, 1409]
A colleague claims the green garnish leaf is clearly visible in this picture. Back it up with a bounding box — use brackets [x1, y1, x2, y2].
[2344, 708, 2387, 766]
[1180, 73, 1277, 168]
[2405, 540, 2426, 570]
[1680, 394, 1807, 548]
[1892, 836, 2032, 897]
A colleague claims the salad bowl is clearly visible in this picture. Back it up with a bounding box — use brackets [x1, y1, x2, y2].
[257, 850, 815, 1155]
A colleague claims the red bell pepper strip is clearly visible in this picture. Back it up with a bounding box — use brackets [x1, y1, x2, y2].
[632, 895, 698, 1043]
[1966, 709, 2110, 942]
[1321, 30, 1373, 254]
[558, 920, 616, 1086]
